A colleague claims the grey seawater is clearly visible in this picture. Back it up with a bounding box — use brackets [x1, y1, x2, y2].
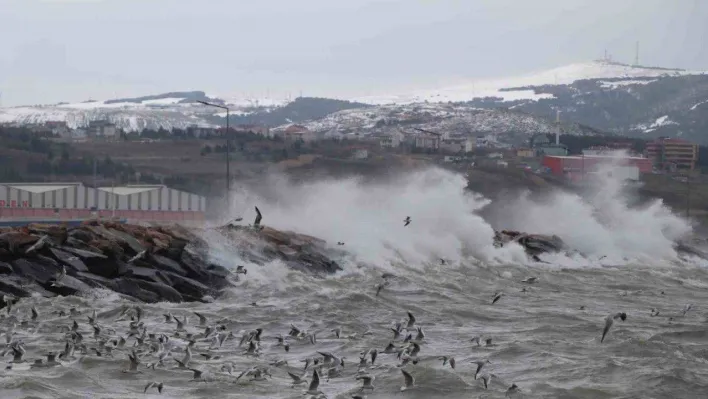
[2, 258, 708, 399]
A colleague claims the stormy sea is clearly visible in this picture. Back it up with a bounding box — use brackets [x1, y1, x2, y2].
[2, 167, 708, 399]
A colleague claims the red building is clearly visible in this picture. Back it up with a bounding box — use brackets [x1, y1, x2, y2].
[543, 155, 652, 180]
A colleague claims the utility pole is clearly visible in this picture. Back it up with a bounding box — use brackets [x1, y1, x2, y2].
[197, 101, 231, 205]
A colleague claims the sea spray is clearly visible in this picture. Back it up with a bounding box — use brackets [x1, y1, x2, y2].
[220, 164, 691, 269]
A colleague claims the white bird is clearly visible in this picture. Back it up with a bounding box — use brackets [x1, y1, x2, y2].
[521, 276, 538, 284]
[406, 311, 416, 329]
[128, 250, 147, 264]
[305, 369, 323, 395]
[601, 312, 627, 343]
[357, 374, 375, 391]
[472, 359, 490, 379]
[288, 371, 308, 387]
[193, 312, 208, 327]
[144, 381, 164, 394]
[682, 304, 693, 316]
[439, 356, 455, 369]
[400, 369, 415, 391]
[480, 374, 492, 389]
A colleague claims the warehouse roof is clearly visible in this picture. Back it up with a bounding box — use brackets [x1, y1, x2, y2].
[2, 184, 79, 194]
[98, 186, 161, 196]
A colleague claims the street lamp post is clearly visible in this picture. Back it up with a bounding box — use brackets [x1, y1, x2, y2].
[197, 100, 231, 205]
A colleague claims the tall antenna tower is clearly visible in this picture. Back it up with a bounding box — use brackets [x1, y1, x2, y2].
[634, 41, 639, 66]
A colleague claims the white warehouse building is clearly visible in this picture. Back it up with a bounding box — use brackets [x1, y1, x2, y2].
[0, 182, 206, 222]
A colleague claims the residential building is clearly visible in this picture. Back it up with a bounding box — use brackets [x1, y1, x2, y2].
[414, 132, 441, 150]
[516, 148, 535, 158]
[88, 120, 117, 140]
[233, 124, 270, 137]
[282, 124, 315, 143]
[440, 136, 473, 154]
[380, 131, 404, 148]
[645, 137, 699, 170]
[44, 121, 71, 138]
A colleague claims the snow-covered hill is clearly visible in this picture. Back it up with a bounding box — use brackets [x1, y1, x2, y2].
[273, 103, 599, 143]
[0, 91, 285, 132]
[0, 61, 705, 134]
[351, 60, 705, 105]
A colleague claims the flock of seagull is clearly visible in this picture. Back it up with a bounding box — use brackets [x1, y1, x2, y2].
[0, 291, 528, 398]
[3, 209, 693, 398]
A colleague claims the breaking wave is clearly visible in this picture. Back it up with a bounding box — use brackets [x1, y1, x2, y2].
[222, 164, 692, 270]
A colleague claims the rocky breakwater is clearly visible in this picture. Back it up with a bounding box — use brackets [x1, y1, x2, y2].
[0, 220, 341, 305]
[214, 223, 342, 275]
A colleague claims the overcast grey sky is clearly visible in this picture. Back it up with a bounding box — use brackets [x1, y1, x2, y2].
[0, 0, 705, 106]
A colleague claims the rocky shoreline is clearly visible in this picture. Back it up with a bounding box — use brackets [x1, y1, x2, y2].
[0, 220, 341, 304]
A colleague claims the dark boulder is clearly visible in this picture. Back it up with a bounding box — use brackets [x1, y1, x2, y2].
[44, 275, 93, 296]
[75, 272, 113, 289]
[110, 278, 160, 303]
[84, 259, 122, 279]
[163, 272, 211, 301]
[0, 277, 32, 298]
[0, 261, 13, 274]
[12, 259, 60, 284]
[49, 248, 89, 273]
[122, 265, 172, 286]
[150, 254, 187, 276]
[130, 279, 183, 303]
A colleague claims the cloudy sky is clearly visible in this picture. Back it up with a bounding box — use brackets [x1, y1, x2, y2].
[0, 0, 706, 106]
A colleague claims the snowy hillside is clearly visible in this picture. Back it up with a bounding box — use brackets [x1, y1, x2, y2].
[274, 103, 599, 142]
[351, 60, 705, 105]
[0, 91, 285, 132]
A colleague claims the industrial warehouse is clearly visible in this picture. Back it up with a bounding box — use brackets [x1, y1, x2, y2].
[0, 182, 205, 223]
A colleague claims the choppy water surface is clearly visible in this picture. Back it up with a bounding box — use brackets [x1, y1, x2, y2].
[3, 167, 708, 399]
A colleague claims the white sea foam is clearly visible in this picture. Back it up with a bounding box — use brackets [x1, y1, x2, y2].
[220, 162, 690, 270]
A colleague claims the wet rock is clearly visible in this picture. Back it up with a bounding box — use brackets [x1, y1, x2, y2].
[150, 254, 187, 276]
[75, 272, 113, 289]
[0, 232, 39, 253]
[123, 266, 172, 286]
[48, 248, 89, 273]
[163, 272, 211, 301]
[44, 275, 93, 296]
[110, 278, 160, 303]
[495, 230, 565, 257]
[12, 259, 60, 285]
[68, 228, 95, 243]
[130, 279, 183, 303]
[61, 246, 107, 260]
[0, 261, 13, 274]
[0, 277, 32, 298]
[108, 228, 146, 254]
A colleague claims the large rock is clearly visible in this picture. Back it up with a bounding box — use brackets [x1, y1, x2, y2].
[44, 275, 93, 296]
[49, 248, 89, 273]
[12, 259, 60, 284]
[494, 230, 566, 256]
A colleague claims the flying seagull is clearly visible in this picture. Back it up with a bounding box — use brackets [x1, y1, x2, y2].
[404, 216, 411, 227]
[144, 381, 164, 394]
[254, 206, 263, 228]
[400, 369, 415, 391]
[492, 291, 505, 305]
[357, 374, 375, 392]
[601, 312, 627, 343]
[305, 369, 322, 395]
[472, 359, 490, 379]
